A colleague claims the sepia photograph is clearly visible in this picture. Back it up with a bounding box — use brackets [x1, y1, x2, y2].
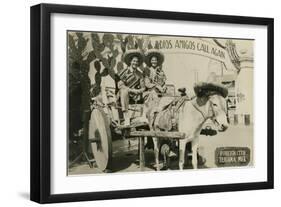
[67, 31, 254, 175]
[30, 3, 273, 203]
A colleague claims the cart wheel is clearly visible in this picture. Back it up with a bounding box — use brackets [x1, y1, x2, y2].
[88, 108, 112, 171]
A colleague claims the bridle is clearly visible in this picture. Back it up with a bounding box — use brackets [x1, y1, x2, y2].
[191, 98, 217, 124]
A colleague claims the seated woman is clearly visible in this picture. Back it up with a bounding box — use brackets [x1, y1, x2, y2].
[143, 49, 167, 98]
[142, 49, 167, 149]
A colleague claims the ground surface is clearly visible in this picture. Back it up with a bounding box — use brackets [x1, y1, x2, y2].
[68, 124, 253, 175]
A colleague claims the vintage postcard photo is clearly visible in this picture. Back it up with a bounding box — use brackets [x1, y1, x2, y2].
[67, 31, 254, 175]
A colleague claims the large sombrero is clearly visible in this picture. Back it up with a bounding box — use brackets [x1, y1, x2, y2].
[123, 49, 144, 66]
[144, 49, 164, 67]
[194, 82, 228, 98]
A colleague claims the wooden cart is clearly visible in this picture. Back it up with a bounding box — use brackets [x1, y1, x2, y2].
[88, 85, 187, 172]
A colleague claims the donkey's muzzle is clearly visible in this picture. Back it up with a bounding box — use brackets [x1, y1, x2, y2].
[219, 124, 228, 132]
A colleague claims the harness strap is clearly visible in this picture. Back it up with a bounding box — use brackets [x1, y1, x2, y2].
[174, 96, 190, 112]
[191, 101, 208, 120]
[191, 100, 215, 121]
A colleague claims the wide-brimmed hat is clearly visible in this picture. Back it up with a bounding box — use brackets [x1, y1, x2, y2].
[123, 49, 144, 66]
[194, 82, 228, 98]
[144, 49, 164, 67]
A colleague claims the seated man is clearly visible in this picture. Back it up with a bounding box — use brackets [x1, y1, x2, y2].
[116, 49, 145, 126]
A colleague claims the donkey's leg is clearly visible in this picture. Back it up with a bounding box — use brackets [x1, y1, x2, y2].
[179, 139, 187, 170]
[152, 137, 160, 171]
[191, 136, 199, 169]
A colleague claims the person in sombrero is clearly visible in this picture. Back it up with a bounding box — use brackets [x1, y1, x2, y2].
[116, 49, 145, 126]
[142, 49, 167, 149]
[143, 49, 167, 97]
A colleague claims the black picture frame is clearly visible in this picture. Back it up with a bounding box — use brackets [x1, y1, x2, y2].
[30, 3, 274, 204]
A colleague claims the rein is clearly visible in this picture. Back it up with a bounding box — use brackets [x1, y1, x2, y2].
[191, 99, 215, 121]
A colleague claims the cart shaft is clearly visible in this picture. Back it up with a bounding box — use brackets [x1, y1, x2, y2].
[126, 131, 186, 139]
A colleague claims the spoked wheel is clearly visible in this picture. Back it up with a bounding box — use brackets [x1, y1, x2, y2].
[88, 108, 112, 172]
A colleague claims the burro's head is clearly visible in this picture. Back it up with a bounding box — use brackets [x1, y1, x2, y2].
[208, 94, 229, 132]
